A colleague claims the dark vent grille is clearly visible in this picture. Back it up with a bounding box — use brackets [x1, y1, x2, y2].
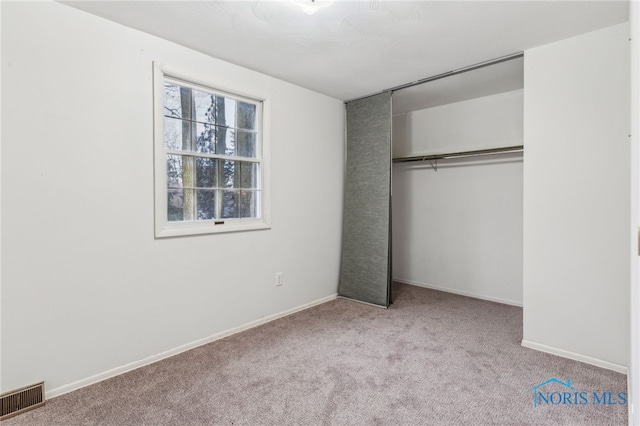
[0, 382, 45, 421]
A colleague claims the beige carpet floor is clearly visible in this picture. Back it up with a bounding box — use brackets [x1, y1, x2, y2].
[3, 283, 627, 425]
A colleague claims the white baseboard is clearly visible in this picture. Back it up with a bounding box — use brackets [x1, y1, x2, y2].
[46, 293, 338, 399]
[394, 277, 523, 307]
[521, 339, 628, 374]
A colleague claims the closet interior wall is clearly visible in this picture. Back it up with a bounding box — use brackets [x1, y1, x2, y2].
[391, 59, 524, 306]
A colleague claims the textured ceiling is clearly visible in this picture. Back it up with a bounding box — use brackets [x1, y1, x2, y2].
[61, 1, 628, 102]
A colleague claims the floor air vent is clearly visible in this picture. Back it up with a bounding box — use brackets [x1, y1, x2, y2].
[0, 382, 45, 421]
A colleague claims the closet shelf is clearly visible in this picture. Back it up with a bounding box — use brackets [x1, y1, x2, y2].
[392, 145, 523, 163]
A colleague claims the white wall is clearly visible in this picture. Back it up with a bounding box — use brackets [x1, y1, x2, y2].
[393, 90, 523, 158]
[523, 23, 630, 368]
[0, 2, 344, 395]
[392, 90, 524, 306]
[630, 0, 640, 422]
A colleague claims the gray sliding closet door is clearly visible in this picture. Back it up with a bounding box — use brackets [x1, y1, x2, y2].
[338, 92, 392, 308]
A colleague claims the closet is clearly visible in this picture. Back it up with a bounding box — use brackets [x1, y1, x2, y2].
[392, 56, 524, 306]
[339, 55, 524, 308]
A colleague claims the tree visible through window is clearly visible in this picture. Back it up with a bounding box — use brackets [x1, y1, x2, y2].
[162, 79, 261, 222]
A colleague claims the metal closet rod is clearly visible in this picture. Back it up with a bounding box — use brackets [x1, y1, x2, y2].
[392, 145, 524, 163]
[344, 51, 524, 104]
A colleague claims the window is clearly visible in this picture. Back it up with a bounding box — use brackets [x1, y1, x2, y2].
[154, 63, 270, 237]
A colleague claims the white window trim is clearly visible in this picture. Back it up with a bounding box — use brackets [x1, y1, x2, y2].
[153, 62, 271, 238]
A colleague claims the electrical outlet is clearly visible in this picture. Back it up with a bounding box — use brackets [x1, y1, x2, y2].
[275, 272, 284, 287]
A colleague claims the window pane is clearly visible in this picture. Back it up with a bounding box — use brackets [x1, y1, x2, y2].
[236, 131, 257, 158]
[221, 160, 237, 188]
[197, 190, 216, 220]
[167, 155, 196, 221]
[239, 191, 259, 218]
[239, 162, 259, 189]
[167, 188, 184, 221]
[216, 97, 236, 128]
[164, 117, 191, 151]
[193, 90, 216, 124]
[196, 158, 217, 188]
[167, 155, 184, 187]
[222, 190, 239, 219]
[216, 127, 236, 156]
[167, 154, 197, 186]
[195, 122, 215, 154]
[164, 83, 184, 119]
[164, 84, 193, 121]
[237, 102, 257, 130]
